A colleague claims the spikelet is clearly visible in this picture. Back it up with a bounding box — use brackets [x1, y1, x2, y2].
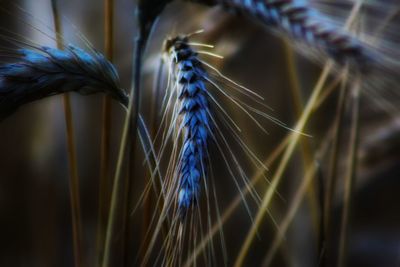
[164, 36, 211, 217]
[0, 45, 128, 120]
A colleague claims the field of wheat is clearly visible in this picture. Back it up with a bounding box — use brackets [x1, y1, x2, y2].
[0, 0, 399, 266]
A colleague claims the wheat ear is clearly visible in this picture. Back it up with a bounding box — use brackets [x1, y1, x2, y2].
[0, 45, 128, 120]
[165, 36, 211, 217]
[190, 0, 374, 67]
[138, 36, 214, 266]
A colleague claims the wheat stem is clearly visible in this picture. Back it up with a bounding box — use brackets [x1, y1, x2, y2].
[283, 39, 319, 233]
[262, 162, 317, 266]
[102, 0, 173, 262]
[337, 78, 361, 267]
[63, 94, 84, 267]
[321, 10, 394, 262]
[121, 36, 148, 267]
[140, 57, 165, 265]
[261, 121, 339, 266]
[97, 0, 114, 266]
[102, 29, 147, 267]
[320, 73, 349, 265]
[233, 2, 364, 264]
[233, 61, 332, 267]
[50, 1, 83, 266]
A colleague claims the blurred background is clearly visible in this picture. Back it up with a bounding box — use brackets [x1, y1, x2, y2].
[0, 0, 399, 266]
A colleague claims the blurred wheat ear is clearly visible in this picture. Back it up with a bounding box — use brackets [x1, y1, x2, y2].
[188, 0, 384, 71]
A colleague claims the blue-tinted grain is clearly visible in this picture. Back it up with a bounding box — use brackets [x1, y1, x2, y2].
[214, 0, 375, 67]
[0, 45, 128, 120]
[166, 36, 211, 217]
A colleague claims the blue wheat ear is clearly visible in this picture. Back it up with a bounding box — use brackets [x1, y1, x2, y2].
[165, 36, 212, 217]
[147, 33, 292, 266]
[0, 45, 128, 120]
[160, 33, 292, 220]
[193, 0, 375, 67]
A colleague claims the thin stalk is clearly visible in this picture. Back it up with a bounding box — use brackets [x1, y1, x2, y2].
[337, 78, 361, 267]
[233, 62, 333, 267]
[322, 4, 394, 264]
[122, 36, 150, 267]
[122, 159, 133, 267]
[97, 0, 114, 266]
[51, 1, 83, 267]
[320, 72, 349, 266]
[283, 39, 319, 231]
[262, 162, 317, 267]
[122, 126, 148, 266]
[314, 75, 343, 110]
[102, 28, 147, 267]
[63, 95, 84, 267]
[262, 123, 337, 266]
[233, 2, 363, 265]
[139, 58, 165, 265]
